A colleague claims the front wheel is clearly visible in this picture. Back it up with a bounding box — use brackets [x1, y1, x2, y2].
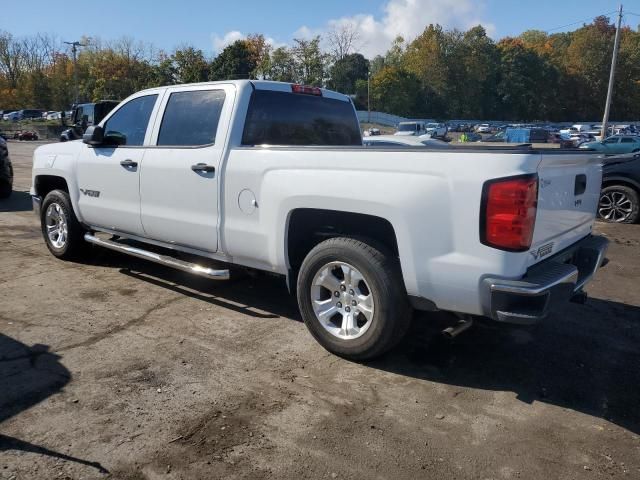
[598, 185, 639, 223]
[296, 237, 411, 360]
[41, 189, 88, 259]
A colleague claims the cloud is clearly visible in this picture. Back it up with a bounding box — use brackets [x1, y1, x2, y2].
[325, 0, 495, 58]
[211, 0, 494, 57]
[211, 31, 285, 53]
[211, 31, 244, 52]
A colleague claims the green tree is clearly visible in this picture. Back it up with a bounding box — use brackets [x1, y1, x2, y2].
[327, 53, 369, 94]
[173, 47, 209, 83]
[291, 37, 325, 86]
[209, 40, 255, 81]
[268, 46, 295, 82]
[370, 65, 424, 117]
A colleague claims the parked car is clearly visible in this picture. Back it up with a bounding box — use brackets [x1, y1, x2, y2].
[486, 128, 550, 144]
[561, 124, 593, 135]
[424, 122, 448, 138]
[548, 133, 574, 148]
[475, 124, 492, 133]
[45, 111, 62, 120]
[3, 111, 20, 121]
[18, 109, 45, 120]
[14, 130, 39, 141]
[394, 121, 426, 136]
[363, 127, 381, 136]
[60, 101, 119, 141]
[31, 80, 607, 360]
[363, 135, 449, 148]
[598, 152, 640, 223]
[580, 135, 640, 155]
[0, 135, 12, 198]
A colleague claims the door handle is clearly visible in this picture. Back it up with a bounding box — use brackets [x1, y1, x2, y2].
[120, 159, 138, 168]
[191, 163, 216, 173]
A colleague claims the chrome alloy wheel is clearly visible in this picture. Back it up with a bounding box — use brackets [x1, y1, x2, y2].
[599, 190, 633, 222]
[310, 261, 374, 340]
[45, 202, 68, 249]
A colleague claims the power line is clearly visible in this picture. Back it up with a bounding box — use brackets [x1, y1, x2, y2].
[545, 10, 619, 33]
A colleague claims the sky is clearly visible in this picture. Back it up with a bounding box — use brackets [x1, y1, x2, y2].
[3, 0, 637, 58]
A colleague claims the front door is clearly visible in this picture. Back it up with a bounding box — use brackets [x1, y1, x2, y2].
[140, 85, 234, 252]
[75, 93, 159, 236]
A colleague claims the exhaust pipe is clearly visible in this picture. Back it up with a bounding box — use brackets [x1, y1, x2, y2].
[442, 317, 474, 339]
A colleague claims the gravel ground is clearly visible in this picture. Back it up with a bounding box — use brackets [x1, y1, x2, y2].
[1, 140, 639, 480]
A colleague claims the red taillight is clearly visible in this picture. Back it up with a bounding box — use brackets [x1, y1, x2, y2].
[481, 175, 538, 251]
[291, 84, 323, 96]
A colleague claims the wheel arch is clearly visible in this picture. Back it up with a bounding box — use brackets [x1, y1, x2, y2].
[34, 174, 70, 198]
[601, 176, 640, 193]
[284, 208, 400, 292]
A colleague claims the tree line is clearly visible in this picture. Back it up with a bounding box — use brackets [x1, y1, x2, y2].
[1, 16, 639, 121]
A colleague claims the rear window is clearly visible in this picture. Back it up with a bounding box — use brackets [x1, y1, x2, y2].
[241, 90, 361, 146]
[158, 90, 225, 146]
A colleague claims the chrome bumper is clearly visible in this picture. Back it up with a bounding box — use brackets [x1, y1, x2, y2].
[484, 235, 609, 325]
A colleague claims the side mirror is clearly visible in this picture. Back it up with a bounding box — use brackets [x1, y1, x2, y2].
[83, 125, 104, 145]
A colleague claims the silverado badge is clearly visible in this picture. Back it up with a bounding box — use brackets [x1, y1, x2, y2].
[79, 189, 100, 198]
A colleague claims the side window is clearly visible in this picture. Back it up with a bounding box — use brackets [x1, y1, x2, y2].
[604, 137, 619, 144]
[103, 94, 158, 146]
[620, 137, 634, 143]
[157, 90, 225, 146]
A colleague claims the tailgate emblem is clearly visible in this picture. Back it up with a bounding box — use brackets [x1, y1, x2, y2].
[530, 242, 554, 260]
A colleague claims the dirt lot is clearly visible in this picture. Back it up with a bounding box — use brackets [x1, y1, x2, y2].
[1, 141, 639, 480]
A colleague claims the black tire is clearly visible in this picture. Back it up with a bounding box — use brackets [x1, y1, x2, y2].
[40, 189, 88, 259]
[0, 181, 11, 199]
[598, 185, 640, 224]
[296, 237, 412, 360]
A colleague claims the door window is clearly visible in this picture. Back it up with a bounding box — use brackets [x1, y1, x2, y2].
[620, 137, 635, 143]
[603, 137, 620, 144]
[157, 90, 226, 146]
[103, 94, 158, 146]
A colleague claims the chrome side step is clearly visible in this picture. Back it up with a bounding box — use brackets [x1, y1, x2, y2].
[84, 233, 230, 280]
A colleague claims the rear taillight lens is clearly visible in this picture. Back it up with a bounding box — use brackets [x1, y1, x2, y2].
[291, 84, 323, 96]
[481, 174, 538, 252]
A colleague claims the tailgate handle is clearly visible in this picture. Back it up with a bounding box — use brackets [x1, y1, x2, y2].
[574, 174, 587, 196]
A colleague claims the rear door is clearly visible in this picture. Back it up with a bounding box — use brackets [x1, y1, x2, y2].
[530, 152, 602, 265]
[139, 84, 235, 252]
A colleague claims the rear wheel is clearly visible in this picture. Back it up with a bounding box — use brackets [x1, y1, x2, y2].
[41, 189, 88, 259]
[296, 237, 411, 360]
[598, 185, 639, 223]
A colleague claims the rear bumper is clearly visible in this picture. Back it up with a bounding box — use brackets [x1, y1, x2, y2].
[483, 235, 608, 325]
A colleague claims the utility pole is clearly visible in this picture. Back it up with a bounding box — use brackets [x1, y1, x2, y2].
[601, 4, 623, 140]
[367, 70, 371, 123]
[64, 40, 88, 105]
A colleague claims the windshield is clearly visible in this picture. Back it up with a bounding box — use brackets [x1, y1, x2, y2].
[425, 123, 439, 129]
[398, 123, 419, 132]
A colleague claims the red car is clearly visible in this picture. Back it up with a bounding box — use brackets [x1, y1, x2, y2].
[14, 130, 39, 141]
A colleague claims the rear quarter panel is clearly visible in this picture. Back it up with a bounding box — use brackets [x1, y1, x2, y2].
[221, 147, 544, 315]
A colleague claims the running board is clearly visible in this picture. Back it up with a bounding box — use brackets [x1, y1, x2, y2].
[84, 233, 230, 280]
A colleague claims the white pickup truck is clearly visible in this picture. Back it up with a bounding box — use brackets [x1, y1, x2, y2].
[31, 80, 608, 360]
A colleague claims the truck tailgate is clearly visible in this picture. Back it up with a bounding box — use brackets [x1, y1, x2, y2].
[530, 152, 602, 266]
